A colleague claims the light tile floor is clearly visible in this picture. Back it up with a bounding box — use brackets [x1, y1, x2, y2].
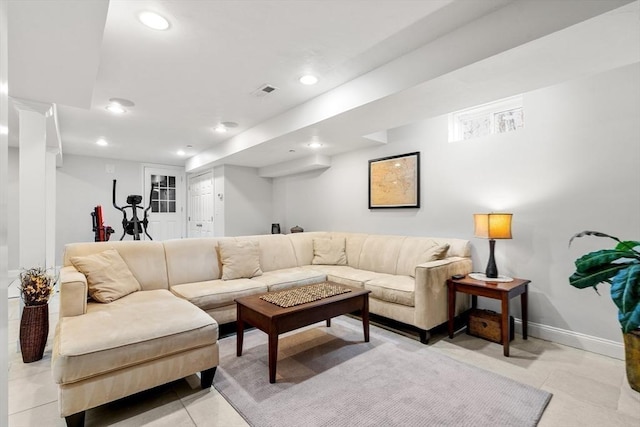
[7, 292, 640, 426]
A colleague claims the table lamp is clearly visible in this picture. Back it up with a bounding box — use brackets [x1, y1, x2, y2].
[473, 213, 512, 278]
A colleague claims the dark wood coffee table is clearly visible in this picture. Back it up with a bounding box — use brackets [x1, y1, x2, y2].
[235, 283, 370, 383]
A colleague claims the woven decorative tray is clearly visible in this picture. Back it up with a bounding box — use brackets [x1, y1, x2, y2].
[260, 282, 351, 308]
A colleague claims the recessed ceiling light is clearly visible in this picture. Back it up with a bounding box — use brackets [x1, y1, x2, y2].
[308, 142, 323, 149]
[177, 150, 186, 156]
[299, 75, 318, 85]
[109, 97, 135, 107]
[138, 11, 170, 30]
[96, 138, 108, 146]
[214, 124, 228, 133]
[106, 103, 126, 114]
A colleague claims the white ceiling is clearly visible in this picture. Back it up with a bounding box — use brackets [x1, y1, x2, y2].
[7, 0, 639, 173]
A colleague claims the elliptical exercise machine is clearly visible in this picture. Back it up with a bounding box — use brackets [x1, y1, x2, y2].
[112, 179, 155, 240]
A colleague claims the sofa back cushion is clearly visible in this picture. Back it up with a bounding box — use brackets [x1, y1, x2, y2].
[63, 241, 169, 291]
[396, 237, 450, 277]
[358, 235, 406, 275]
[163, 238, 220, 286]
[236, 234, 298, 272]
[328, 232, 369, 269]
[434, 238, 471, 258]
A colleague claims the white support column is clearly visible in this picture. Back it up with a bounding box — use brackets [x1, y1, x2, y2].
[14, 101, 53, 269]
[45, 148, 56, 269]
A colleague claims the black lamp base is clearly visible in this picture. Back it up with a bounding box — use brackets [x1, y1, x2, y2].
[485, 239, 498, 278]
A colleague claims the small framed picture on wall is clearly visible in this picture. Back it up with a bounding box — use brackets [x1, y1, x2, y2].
[368, 151, 420, 209]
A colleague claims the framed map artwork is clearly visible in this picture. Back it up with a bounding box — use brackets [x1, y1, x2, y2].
[368, 152, 420, 209]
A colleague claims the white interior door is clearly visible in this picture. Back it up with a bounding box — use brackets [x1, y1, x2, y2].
[188, 172, 214, 237]
[143, 166, 185, 241]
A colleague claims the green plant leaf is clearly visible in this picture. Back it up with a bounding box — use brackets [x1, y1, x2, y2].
[569, 230, 620, 248]
[574, 249, 636, 273]
[619, 310, 640, 333]
[616, 241, 640, 255]
[569, 264, 628, 289]
[610, 264, 640, 332]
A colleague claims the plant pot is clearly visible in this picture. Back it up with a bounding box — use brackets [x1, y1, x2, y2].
[623, 329, 640, 392]
[19, 304, 49, 363]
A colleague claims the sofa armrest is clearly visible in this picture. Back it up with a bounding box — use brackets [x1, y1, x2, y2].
[413, 257, 472, 330]
[59, 266, 88, 318]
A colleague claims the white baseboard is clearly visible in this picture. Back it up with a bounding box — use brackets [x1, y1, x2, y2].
[513, 318, 624, 360]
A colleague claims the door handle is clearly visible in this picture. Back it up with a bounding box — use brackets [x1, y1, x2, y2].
[196, 224, 203, 227]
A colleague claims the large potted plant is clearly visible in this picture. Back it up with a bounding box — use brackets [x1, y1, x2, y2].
[569, 231, 639, 392]
[18, 267, 56, 363]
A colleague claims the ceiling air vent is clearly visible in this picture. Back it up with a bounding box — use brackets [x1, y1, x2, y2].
[252, 84, 278, 98]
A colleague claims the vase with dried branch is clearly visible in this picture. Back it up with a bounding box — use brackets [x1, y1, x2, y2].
[18, 267, 56, 363]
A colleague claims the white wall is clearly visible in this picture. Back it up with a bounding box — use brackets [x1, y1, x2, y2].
[213, 165, 225, 237]
[224, 165, 274, 236]
[273, 63, 640, 347]
[1, 0, 9, 421]
[55, 154, 145, 264]
[55, 158, 273, 252]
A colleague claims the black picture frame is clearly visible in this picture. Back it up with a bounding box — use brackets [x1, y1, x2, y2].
[368, 152, 420, 209]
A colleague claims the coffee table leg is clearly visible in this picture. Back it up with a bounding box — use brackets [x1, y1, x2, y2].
[326, 318, 331, 327]
[236, 307, 245, 357]
[268, 329, 278, 383]
[362, 295, 370, 342]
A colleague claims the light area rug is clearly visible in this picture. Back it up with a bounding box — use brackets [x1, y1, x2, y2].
[214, 316, 551, 427]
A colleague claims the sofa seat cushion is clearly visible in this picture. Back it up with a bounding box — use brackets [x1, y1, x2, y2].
[53, 290, 217, 385]
[171, 278, 267, 310]
[364, 274, 415, 307]
[251, 267, 327, 291]
[306, 265, 386, 288]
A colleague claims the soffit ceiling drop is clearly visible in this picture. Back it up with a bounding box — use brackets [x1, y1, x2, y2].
[7, 0, 637, 170]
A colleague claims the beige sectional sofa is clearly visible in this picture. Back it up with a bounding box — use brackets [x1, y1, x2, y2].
[54, 231, 471, 426]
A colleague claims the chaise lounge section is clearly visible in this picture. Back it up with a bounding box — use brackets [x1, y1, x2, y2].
[53, 242, 219, 427]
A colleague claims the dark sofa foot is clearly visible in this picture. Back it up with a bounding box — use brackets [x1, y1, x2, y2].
[419, 330, 430, 344]
[201, 367, 217, 389]
[65, 411, 85, 427]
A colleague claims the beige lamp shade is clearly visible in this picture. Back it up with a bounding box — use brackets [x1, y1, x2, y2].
[474, 213, 513, 239]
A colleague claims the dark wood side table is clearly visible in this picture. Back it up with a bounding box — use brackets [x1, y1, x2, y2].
[447, 276, 530, 357]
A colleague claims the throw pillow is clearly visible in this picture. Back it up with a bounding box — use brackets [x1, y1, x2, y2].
[219, 240, 263, 280]
[426, 243, 450, 261]
[70, 249, 141, 303]
[312, 238, 347, 265]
